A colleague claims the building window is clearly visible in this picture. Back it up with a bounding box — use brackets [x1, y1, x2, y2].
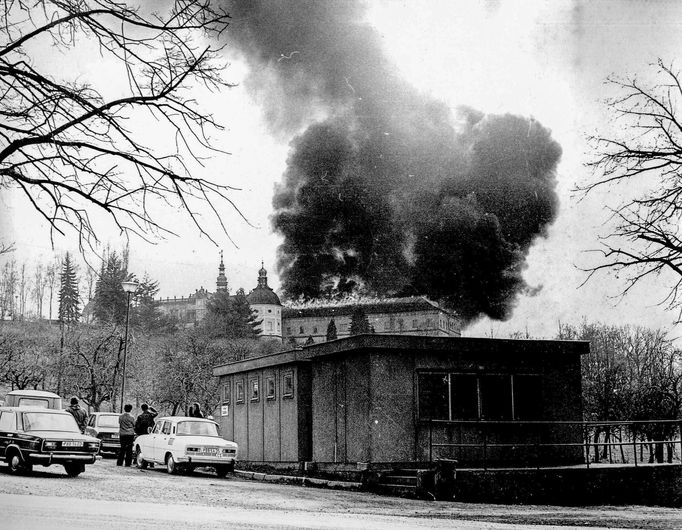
[268, 309, 272, 313]
[513, 375, 542, 420]
[268, 321, 273, 331]
[286, 327, 291, 335]
[426, 318, 433, 328]
[282, 371, 294, 398]
[250, 378, 260, 402]
[222, 380, 231, 404]
[384, 321, 390, 331]
[417, 372, 540, 421]
[313, 326, 318, 334]
[299, 326, 304, 334]
[412, 319, 418, 329]
[266, 377, 276, 400]
[236, 380, 245, 404]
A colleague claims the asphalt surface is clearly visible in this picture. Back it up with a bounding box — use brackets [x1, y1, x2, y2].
[0, 457, 680, 529]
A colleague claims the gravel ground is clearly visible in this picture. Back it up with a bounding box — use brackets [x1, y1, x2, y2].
[0, 457, 680, 529]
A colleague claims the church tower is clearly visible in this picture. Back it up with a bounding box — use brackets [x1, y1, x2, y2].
[246, 261, 282, 341]
[216, 251, 228, 293]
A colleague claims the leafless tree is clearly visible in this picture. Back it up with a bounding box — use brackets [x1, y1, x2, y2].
[1, 259, 17, 318]
[45, 258, 58, 321]
[33, 263, 46, 318]
[18, 262, 27, 318]
[0, 242, 15, 255]
[0, 1, 241, 252]
[581, 60, 682, 318]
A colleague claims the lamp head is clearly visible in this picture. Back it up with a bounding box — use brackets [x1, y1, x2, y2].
[121, 280, 139, 294]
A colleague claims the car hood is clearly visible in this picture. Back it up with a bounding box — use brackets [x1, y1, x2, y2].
[28, 430, 99, 442]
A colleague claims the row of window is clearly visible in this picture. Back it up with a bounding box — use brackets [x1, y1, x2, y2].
[418, 372, 542, 421]
[286, 317, 455, 336]
[223, 372, 294, 405]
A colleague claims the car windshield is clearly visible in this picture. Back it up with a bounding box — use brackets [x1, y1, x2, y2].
[176, 421, 219, 437]
[23, 412, 80, 432]
[97, 415, 119, 428]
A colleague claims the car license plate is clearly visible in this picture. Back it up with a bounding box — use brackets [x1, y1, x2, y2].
[62, 441, 81, 447]
[198, 448, 218, 456]
[111, 434, 119, 439]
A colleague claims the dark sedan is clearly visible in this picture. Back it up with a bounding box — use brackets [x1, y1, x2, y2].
[0, 407, 101, 476]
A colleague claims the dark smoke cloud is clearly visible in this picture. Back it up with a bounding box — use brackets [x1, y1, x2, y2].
[226, 0, 562, 323]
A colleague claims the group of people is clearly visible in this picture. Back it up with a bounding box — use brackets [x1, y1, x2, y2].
[66, 397, 205, 468]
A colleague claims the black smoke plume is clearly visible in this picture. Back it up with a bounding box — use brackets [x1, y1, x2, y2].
[227, 0, 562, 323]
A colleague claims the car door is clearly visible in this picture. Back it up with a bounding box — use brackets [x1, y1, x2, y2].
[84, 414, 97, 437]
[151, 421, 170, 463]
[0, 411, 16, 457]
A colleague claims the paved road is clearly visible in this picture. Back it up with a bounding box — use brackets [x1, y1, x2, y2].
[0, 458, 679, 529]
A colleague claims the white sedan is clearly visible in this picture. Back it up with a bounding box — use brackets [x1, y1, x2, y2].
[134, 416, 237, 477]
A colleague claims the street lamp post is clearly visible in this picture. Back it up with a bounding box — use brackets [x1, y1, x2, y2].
[120, 280, 139, 413]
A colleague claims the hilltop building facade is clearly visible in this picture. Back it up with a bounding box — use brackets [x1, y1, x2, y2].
[157, 257, 461, 342]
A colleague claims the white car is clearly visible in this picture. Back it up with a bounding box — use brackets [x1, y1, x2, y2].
[134, 416, 237, 477]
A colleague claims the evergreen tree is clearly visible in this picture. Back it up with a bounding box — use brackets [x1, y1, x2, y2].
[58, 253, 80, 324]
[326, 319, 338, 341]
[349, 306, 372, 336]
[305, 335, 315, 345]
[204, 288, 261, 339]
[92, 252, 128, 324]
[132, 274, 167, 332]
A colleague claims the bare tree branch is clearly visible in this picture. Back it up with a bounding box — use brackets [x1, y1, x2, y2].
[579, 59, 682, 320]
[0, 0, 241, 253]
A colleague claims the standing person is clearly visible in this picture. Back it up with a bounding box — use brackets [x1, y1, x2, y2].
[117, 404, 135, 467]
[190, 402, 204, 418]
[66, 397, 88, 433]
[134, 403, 158, 436]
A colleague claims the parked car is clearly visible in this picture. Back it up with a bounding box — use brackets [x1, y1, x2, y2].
[0, 406, 101, 476]
[134, 416, 237, 477]
[4, 390, 62, 409]
[84, 412, 121, 455]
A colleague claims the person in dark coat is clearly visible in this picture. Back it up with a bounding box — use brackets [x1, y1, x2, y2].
[134, 403, 158, 436]
[117, 404, 135, 467]
[66, 397, 88, 433]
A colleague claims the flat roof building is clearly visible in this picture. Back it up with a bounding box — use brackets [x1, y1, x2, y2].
[213, 334, 588, 468]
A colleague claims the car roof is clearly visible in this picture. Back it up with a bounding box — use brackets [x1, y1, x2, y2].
[5, 390, 61, 398]
[0, 406, 70, 414]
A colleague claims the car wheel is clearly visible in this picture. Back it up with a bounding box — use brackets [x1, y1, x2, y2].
[7, 451, 26, 475]
[166, 454, 178, 475]
[215, 465, 229, 478]
[135, 447, 148, 470]
[64, 463, 85, 477]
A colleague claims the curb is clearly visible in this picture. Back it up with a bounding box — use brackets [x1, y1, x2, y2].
[234, 470, 362, 491]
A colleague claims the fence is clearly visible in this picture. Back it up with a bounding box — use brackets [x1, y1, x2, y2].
[426, 418, 682, 470]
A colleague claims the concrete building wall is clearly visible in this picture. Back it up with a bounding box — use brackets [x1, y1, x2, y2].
[218, 364, 310, 462]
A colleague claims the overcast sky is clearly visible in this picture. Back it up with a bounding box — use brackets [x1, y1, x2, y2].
[4, 0, 682, 339]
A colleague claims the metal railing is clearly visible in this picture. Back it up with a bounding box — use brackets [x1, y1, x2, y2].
[425, 418, 682, 470]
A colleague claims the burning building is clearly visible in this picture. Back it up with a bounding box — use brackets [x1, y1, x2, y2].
[157, 257, 460, 342]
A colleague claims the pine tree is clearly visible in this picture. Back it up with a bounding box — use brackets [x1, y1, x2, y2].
[326, 319, 338, 341]
[92, 252, 128, 324]
[305, 335, 315, 345]
[133, 274, 164, 332]
[349, 306, 372, 336]
[58, 253, 80, 324]
[205, 288, 261, 339]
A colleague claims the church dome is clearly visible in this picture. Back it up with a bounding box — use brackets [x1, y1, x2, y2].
[247, 288, 281, 306]
[246, 262, 281, 306]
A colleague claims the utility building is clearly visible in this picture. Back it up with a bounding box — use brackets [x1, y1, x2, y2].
[213, 335, 588, 468]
